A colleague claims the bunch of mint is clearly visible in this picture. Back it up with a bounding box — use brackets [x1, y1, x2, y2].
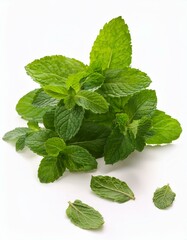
[3, 16, 182, 183]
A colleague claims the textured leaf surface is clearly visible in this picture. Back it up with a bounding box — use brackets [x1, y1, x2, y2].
[146, 110, 182, 144]
[16, 135, 26, 151]
[153, 184, 176, 209]
[69, 122, 111, 158]
[54, 105, 84, 141]
[16, 89, 49, 122]
[45, 137, 66, 156]
[43, 108, 55, 130]
[3, 127, 32, 141]
[124, 90, 157, 120]
[25, 55, 85, 86]
[90, 16, 132, 70]
[32, 89, 59, 107]
[63, 145, 97, 172]
[43, 85, 68, 99]
[91, 175, 135, 203]
[66, 200, 104, 230]
[75, 90, 109, 113]
[101, 69, 151, 97]
[38, 156, 65, 183]
[104, 128, 135, 164]
[82, 72, 104, 91]
[25, 130, 57, 156]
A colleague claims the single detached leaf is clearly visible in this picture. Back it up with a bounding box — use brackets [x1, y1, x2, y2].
[43, 108, 56, 130]
[153, 184, 176, 209]
[63, 145, 97, 172]
[43, 85, 68, 99]
[101, 69, 151, 97]
[124, 89, 157, 121]
[66, 200, 104, 230]
[69, 122, 111, 158]
[90, 16, 132, 70]
[54, 105, 84, 141]
[146, 110, 182, 144]
[25, 55, 85, 86]
[25, 129, 57, 156]
[38, 156, 66, 183]
[75, 90, 109, 114]
[32, 89, 59, 107]
[81, 72, 104, 91]
[45, 137, 66, 156]
[91, 175, 135, 203]
[3, 127, 32, 141]
[104, 128, 135, 164]
[16, 89, 49, 122]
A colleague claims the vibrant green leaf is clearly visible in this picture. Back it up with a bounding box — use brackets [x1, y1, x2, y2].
[3, 127, 32, 141]
[153, 184, 176, 209]
[16, 135, 27, 151]
[115, 113, 129, 133]
[54, 105, 84, 141]
[16, 89, 49, 122]
[69, 122, 111, 158]
[38, 156, 65, 183]
[101, 69, 151, 97]
[27, 121, 40, 131]
[66, 71, 87, 92]
[75, 90, 109, 114]
[43, 85, 68, 99]
[63, 145, 97, 172]
[106, 96, 130, 112]
[25, 55, 85, 86]
[81, 72, 104, 91]
[146, 110, 182, 144]
[32, 89, 59, 107]
[90, 175, 135, 203]
[43, 108, 56, 130]
[104, 128, 135, 164]
[124, 90, 157, 121]
[25, 129, 57, 156]
[90, 16, 132, 70]
[45, 137, 66, 156]
[66, 200, 104, 230]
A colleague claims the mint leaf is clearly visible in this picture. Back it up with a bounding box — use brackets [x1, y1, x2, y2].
[16, 89, 49, 122]
[54, 105, 84, 141]
[63, 145, 97, 172]
[101, 69, 151, 97]
[45, 137, 66, 156]
[43, 108, 55, 131]
[66, 200, 104, 230]
[124, 90, 157, 121]
[104, 128, 135, 164]
[146, 110, 182, 144]
[25, 129, 57, 156]
[90, 16, 132, 70]
[90, 175, 135, 203]
[43, 85, 68, 99]
[16, 135, 27, 151]
[38, 156, 66, 183]
[75, 90, 109, 114]
[3, 127, 32, 141]
[153, 184, 176, 209]
[69, 122, 111, 158]
[32, 89, 59, 107]
[27, 121, 40, 131]
[25, 55, 85, 86]
[106, 96, 130, 112]
[81, 72, 104, 91]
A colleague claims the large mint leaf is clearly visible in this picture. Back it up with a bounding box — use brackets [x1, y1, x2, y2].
[63, 145, 97, 172]
[101, 69, 151, 97]
[69, 122, 111, 158]
[124, 90, 157, 121]
[25, 55, 85, 86]
[153, 184, 176, 209]
[54, 105, 84, 141]
[90, 16, 132, 70]
[3, 127, 32, 141]
[38, 156, 66, 183]
[32, 89, 59, 107]
[75, 90, 109, 114]
[104, 128, 135, 164]
[146, 110, 182, 144]
[66, 200, 104, 230]
[16, 89, 49, 122]
[90, 175, 135, 203]
[25, 129, 57, 156]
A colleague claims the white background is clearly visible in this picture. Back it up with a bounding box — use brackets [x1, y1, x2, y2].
[0, 0, 187, 239]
